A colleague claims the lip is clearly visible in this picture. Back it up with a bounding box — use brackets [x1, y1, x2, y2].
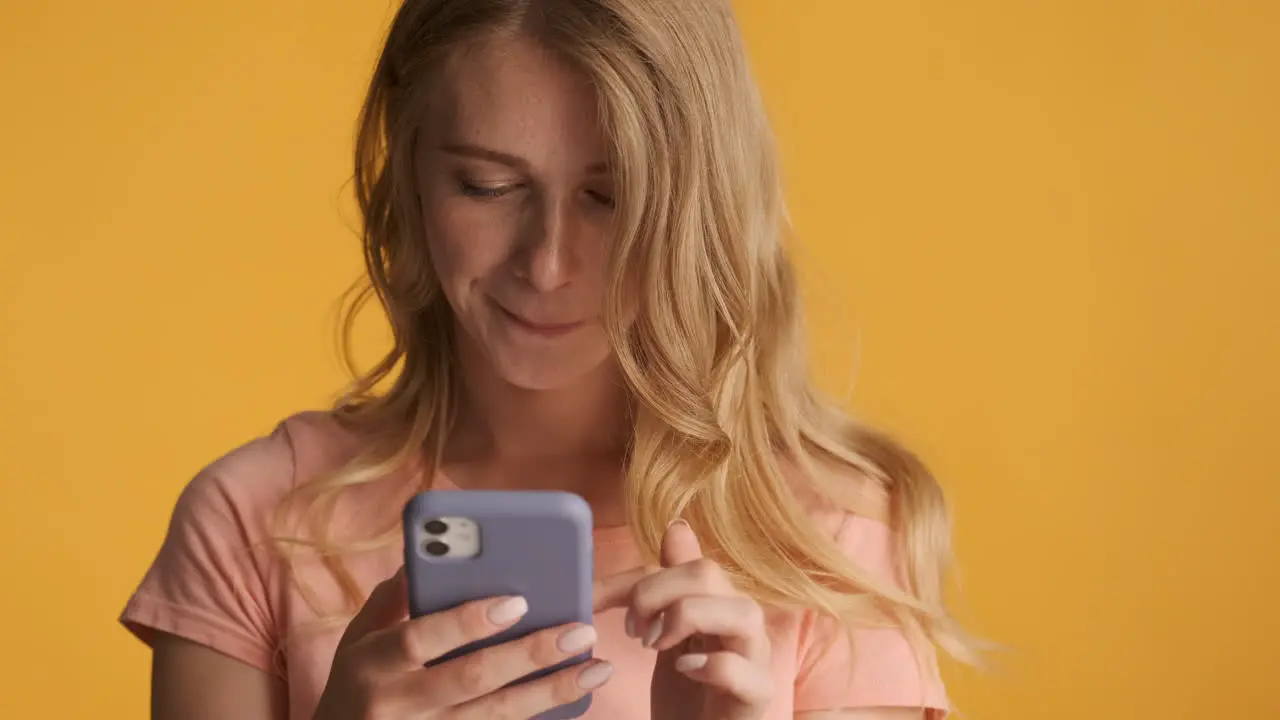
[493, 301, 585, 337]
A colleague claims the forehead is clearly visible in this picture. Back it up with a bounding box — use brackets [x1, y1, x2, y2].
[428, 35, 607, 161]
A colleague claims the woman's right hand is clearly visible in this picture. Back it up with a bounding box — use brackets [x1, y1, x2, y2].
[313, 567, 631, 719]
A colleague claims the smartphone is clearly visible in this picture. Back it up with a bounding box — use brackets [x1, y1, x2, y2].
[403, 489, 595, 719]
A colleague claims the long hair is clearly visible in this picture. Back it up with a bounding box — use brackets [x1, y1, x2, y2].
[273, 0, 978, 665]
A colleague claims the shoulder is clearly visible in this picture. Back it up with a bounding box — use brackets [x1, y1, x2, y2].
[770, 452, 951, 713]
[779, 451, 892, 536]
[122, 411, 362, 670]
[175, 410, 364, 528]
[773, 452, 913, 597]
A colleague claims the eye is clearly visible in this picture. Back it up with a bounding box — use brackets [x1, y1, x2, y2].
[455, 176, 518, 199]
[586, 190, 615, 209]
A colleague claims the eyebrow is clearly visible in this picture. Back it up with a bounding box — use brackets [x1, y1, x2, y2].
[439, 142, 609, 175]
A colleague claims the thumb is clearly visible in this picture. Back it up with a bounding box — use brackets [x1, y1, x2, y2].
[338, 566, 408, 648]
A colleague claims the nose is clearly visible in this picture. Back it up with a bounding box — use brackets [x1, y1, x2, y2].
[513, 195, 578, 292]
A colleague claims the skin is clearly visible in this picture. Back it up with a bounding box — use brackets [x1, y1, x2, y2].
[150, 34, 924, 720]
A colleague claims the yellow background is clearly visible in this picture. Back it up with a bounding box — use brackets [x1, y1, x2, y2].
[1, 1, 1276, 717]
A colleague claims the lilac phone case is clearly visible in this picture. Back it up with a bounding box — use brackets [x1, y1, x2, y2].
[403, 490, 595, 720]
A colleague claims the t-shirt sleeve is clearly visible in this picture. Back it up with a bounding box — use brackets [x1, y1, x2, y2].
[793, 514, 950, 717]
[120, 424, 296, 677]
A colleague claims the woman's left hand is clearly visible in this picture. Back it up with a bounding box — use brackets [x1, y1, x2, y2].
[627, 520, 774, 720]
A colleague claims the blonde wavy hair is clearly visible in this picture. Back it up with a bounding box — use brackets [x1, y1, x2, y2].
[274, 0, 977, 666]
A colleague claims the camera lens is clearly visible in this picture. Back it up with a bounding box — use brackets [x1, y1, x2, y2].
[423, 519, 448, 535]
[423, 540, 450, 557]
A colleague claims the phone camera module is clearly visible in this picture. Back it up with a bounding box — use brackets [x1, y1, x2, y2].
[423, 540, 450, 557]
[423, 519, 448, 535]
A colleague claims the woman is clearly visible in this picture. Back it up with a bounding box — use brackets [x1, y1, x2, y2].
[121, 1, 974, 718]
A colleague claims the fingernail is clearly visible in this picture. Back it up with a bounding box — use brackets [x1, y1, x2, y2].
[487, 596, 528, 625]
[577, 660, 614, 690]
[642, 614, 665, 648]
[624, 610, 636, 638]
[667, 518, 689, 531]
[675, 653, 708, 672]
[557, 625, 598, 654]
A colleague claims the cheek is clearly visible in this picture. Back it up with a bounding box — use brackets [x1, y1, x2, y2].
[421, 194, 517, 292]
[585, 219, 614, 304]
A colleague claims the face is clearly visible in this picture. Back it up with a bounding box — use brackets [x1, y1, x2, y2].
[417, 35, 616, 391]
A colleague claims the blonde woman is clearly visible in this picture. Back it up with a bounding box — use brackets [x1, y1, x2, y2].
[122, 1, 973, 718]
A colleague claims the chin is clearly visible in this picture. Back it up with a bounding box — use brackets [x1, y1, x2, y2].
[453, 305, 616, 391]
[491, 347, 612, 391]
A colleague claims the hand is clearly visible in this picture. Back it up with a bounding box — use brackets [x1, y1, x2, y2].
[312, 566, 644, 720]
[626, 521, 774, 720]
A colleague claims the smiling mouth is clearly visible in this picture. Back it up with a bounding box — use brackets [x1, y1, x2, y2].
[493, 301, 585, 337]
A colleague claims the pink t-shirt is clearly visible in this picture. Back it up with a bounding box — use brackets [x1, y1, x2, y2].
[121, 412, 948, 719]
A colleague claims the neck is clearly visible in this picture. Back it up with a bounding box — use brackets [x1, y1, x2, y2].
[445, 344, 630, 464]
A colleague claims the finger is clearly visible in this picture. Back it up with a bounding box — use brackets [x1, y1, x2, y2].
[402, 621, 600, 706]
[660, 519, 703, 568]
[450, 659, 615, 720]
[361, 594, 529, 672]
[338, 566, 408, 649]
[625, 558, 734, 638]
[673, 651, 774, 706]
[648, 595, 769, 660]
[593, 565, 652, 613]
